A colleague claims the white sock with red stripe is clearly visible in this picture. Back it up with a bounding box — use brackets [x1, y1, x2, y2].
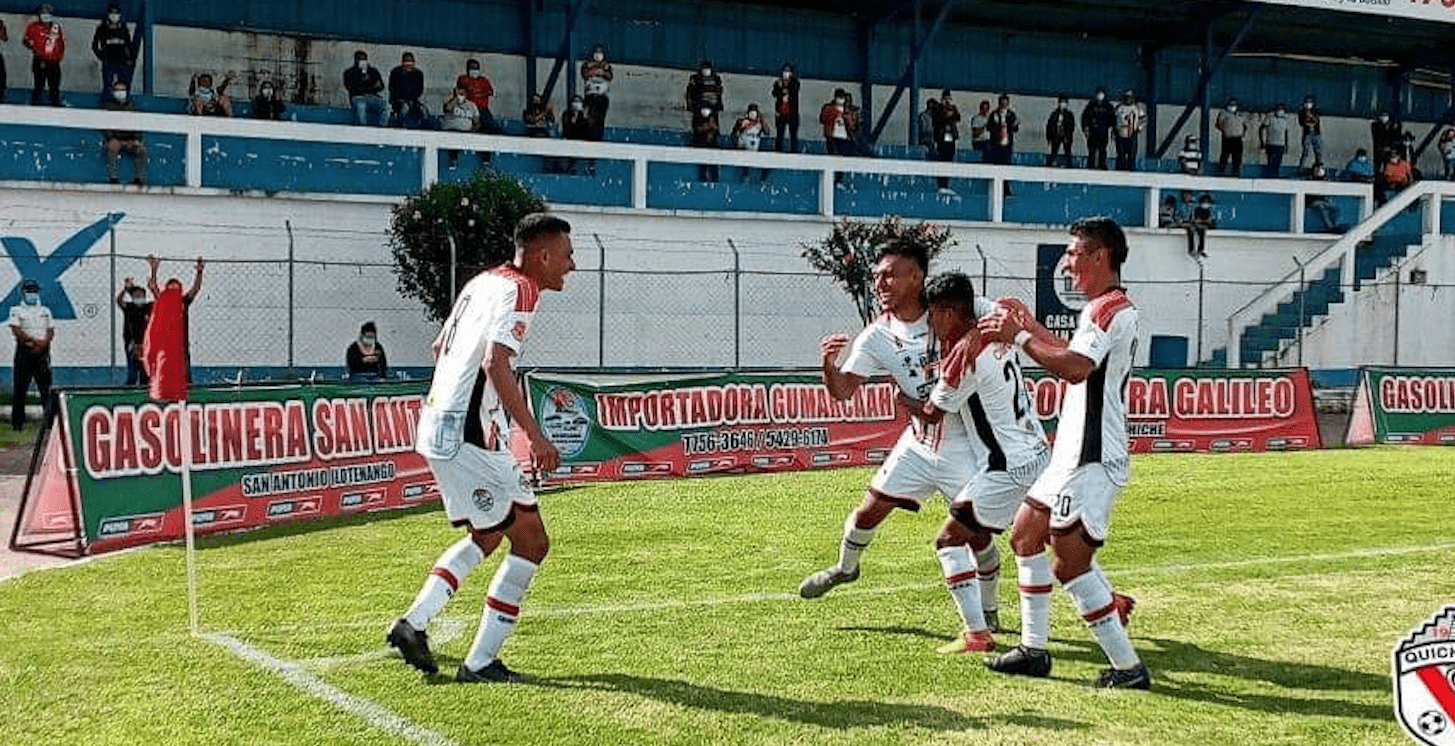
[1064, 567, 1140, 670]
[403, 536, 485, 631]
[1017, 551, 1053, 649]
[837, 514, 876, 573]
[974, 542, 1001, 614]
[463, 554, 540, 671]
[937, 545, 987, 632]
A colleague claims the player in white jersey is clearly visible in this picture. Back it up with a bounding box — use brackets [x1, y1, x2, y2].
[387, 214, 576, 684]
[979, 216, 1148, 689]
[910, 272, 1049, 654]
[797, 242, 1002, 634]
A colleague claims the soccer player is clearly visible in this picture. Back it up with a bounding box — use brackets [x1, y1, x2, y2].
[911, 272, 1048, 654]
[387, 213, 576, 683]
[977, 216, 1148, 689]
[797, 242, 1002, 635]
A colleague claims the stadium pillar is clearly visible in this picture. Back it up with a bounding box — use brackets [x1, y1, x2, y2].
[1154, 6, 1259, 158]
[1197, 24, 1212, 172]
[1142, 44, 1160, 164]
[858, 20, 874, 144]
[870, 0, 957, 145]
[907, 0, 921, 147]
[540, 0, 593, 103]
[141, 0, 155, 96]
[521, 0, 537, 95]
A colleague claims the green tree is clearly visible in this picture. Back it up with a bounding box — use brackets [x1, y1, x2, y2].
[799, 216, 955, 325]
[389, 170, 546, 322]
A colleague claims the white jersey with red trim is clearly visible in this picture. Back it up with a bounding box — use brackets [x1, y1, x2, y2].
[928, 332, 1047, 471]
[1049, 288, 1140, 483]
[417, 264, 540, 454]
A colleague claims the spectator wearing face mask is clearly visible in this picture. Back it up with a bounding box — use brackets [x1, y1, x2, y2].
[457, 59, 501, 134]
[930, 89, 961, 193]
[969, 100, 991, 158]
[188, 72, 233, 117]
[1046, 95, 1076, 168]
[252, 80, 286, 121]
[115, 278, 153, 385]
[23, 4, 65, 106]
[581, 44, 613, 140]
[91, 3, 133, 92]
[691, 104, 721, 183]
[1260, 103, 1290, 178]
[1298, 96, 1322, 170]
[685, 59, 724, 119]
[9, 278, 52, 431]
[389, 52, 426, 129]
[985, 93, 1018, 166]
[1215, 98, 1246, 177]
[731, 103, 768, 184]
[1113, 89, 1144, 171]
[102, 81, 145, 185]
[1375, 150, 1414, 205]
[1187, 194, 1215, 258]
[344, 50, 387, 127]
[1371, 111, 1402, 162]
[1177, 135, 1201, 176]
[441, 84, 480, 169]
[1439, 128, 1455, 180]
[1343, 149, 1373, 183]
[561, 94, 596, 175]
[1082, 86, 1116, 170]
[347, 322, 389, 381]
[771, 63, 800, 153]
[821, 88, 853, 186]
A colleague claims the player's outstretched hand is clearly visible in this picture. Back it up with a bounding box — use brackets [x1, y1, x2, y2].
[531, 438, 561, 474]
[995, 296, 1031, 320]
[819, 334, 850, 363]
[978, 306, 1021, 344]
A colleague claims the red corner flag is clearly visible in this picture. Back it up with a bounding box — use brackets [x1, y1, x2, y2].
[143, 282, 189, 402]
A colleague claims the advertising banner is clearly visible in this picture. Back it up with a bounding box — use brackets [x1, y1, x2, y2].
[523, 371, 909, 484]
[1028, 367, 1322, 453]
[1345, 366, 1455, 445]
[10, 381, 435, 556]
[1248, 0, 1455, 26]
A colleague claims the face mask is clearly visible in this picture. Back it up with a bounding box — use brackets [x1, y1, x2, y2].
[833, 98, 844, 106]
[1096, 92, 1105, 101]
[360, 335, 377, 346]
[261, 87, 273, 98]
[700, 108, 711, 117]
[1058, 101, 1067, 109]
[357, 60, 368, 70]
[1380, 115, 1389, 123]
[593, 52, 604, 61]
[571, 101, 583, 110]
[701, 68, 711, 77]
[1200, 202, 1211, 209]
[1228, 105, 1238, 113]
[748, 110, 758, 120]
[1304, 102, 1313, 109]
[781, 70, 791, 80]
[40, 14, 53, 23]
[468, 69, 481, 78]
[112, 89, 127, 101]
[108, 13, 120, 22]
[23, 292, 39, 305]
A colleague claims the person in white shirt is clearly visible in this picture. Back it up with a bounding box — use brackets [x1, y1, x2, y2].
[978, 216, 1147, 689]
[387, 214, 576, 684]
[441, 84, 481, 169]
[731, 103, 767, 183]
[9, 278, 53, 430]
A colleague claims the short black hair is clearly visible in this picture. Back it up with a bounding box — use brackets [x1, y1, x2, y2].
[876, 236, 930, 275]
[1069, 216, 1128, 271]
[360, 321, 377, 335]
[924, 272, 976, 316]
[514, 213, 572, 248]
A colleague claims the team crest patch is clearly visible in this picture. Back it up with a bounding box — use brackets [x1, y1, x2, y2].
[471, 488, 494, 513]
[539, 386, 591, 459]
[512, 321, 527, 341]
[1393, 605, 1455, 745]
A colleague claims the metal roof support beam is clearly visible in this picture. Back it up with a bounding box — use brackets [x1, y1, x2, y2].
[870, 0, 957, 145]
[1155, 6, 1261, 158]
[859, 19, 874, 138]
[141, 0, 155, 95]
[907, 0, 922, 146]
[1410, 63, 1455, 160]
[1142, 43, 1160, 162]
[521, 0, 537, 95]
[540, 0, 593, 103]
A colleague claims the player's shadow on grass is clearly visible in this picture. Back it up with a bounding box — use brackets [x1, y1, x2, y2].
[539, 673, 1090, 733]
[836, 625, 950, 643]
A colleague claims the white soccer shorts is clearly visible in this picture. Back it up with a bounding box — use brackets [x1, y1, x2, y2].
[426, 443, 537, 533]
[951, 445, 1050, 532]
[868, 429, 976, 510]
[1028, 461, 1125, 543]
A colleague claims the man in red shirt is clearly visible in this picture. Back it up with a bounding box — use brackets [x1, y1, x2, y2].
[23, 4, 65, 106]
[456, 59, 501, 134]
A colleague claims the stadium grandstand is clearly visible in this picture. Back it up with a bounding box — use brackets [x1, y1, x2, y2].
[1, 0, 1454, 387]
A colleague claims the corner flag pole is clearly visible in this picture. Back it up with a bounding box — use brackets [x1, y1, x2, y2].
[181, 399, 200, 636]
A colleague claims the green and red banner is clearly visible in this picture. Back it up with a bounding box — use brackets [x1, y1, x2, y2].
[1029, 367, 1321, 453]
[10, 382, 435, 556]
[1345, 366, 1455, 446]
[522, 371, 909, 484]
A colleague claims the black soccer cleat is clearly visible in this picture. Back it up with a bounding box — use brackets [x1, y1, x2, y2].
[386, 618, 438, 675]
[985, 644, 1052, 678]
[457, 659, 529, 684]
[1093, 663, 1151, 689]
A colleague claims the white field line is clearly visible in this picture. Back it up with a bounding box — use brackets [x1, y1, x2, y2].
[203, 631, 459, 746]
[298, 615, 469, 669]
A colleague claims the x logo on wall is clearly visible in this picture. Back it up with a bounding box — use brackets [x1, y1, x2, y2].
[1, 213, 125, 319]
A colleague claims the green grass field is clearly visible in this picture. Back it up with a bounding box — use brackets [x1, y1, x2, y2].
[3, 447, 1451, 745]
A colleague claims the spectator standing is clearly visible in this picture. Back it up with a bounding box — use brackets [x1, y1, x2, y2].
[1113, 90, 1144, 171]
[561, 95, 595, 175]
[1376, 150, 1414, 205]
[187, 72, 233, 117]
[690, 105, 721, 183]
[1344, 149, 1374, 183]
[9, 278, 52, 431]
[581, 44, 613, 140]
[441, 84, 481, 168]
[1260, 103, 1290, 177]
[23, 4, 65, 106]
[1214, 99, 1246, 177]
[771, 63, 800, 153]
[345, 50, 387, 127]
[820, 88, 853, 186]
[685, 59, 724, 120]
[346, 322, 389, 381]
[969, 100, 991, 158]
[91, 3, 134, 92]
[1371, 112, 1402, 162]
[931, 90, 961, 193]
[1176, 135, 1201, 175]
[1439, 128, 1455, 180]
[843, 92, 870, 157]
[1045, 95, 1076, 167]
[457, 59, 501, 134]
[115, 278, 152, 385]
[731, 103, 768, 183]
[389, 52, 426, 129]
[1082, 87, 1116, 170]
[985, 93, 1018, 166]
[1298, 96, 1323, 170]
[918, 97, 939, 162]
[102, 81, 145, 185]
[252, 80, 286, 121]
